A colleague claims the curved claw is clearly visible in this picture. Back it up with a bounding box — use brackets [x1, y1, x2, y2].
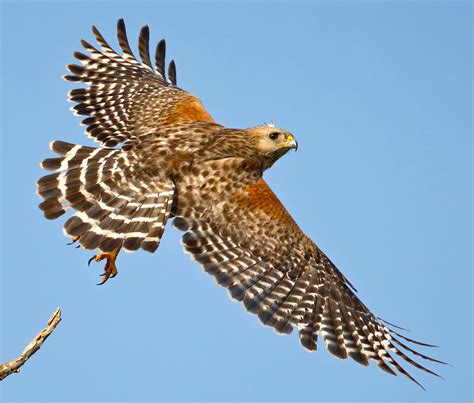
[67, 235, 80, 246]
[86, 247, 121, 285]
[97, 267, 114, 286]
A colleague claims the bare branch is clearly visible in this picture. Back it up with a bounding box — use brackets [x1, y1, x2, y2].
[0, 308, 62, 381]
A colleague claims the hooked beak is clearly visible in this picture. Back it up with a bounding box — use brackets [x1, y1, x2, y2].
[286, 134, 298, 151]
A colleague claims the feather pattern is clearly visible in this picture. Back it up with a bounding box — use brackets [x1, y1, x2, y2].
[64, 19, 214, 147]
[37, 20, 445, 389]
[38, 141, 175, 253]
[173, 174, 445, 388]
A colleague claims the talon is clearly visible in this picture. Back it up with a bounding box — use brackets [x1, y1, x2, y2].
[94, 253, 109, 262]
[87, 247, 121, 285]
[67, 235, 80, 246]
[97, 278, 108, 286]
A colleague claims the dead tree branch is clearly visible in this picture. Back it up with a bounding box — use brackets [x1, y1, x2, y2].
[0, 308, 61, 381]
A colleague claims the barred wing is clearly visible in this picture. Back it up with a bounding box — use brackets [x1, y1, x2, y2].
[173, 178, 445, 388]
[65, 19, 219, 147]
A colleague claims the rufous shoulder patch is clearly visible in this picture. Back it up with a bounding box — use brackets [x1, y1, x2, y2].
[163, 94, 215, 125]
[239, 178, 298, 227]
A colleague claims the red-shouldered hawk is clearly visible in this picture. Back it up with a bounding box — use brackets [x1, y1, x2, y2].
[37, 20, 445, 387]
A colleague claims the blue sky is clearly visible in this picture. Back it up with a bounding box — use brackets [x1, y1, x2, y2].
[0, 1, 471, 401]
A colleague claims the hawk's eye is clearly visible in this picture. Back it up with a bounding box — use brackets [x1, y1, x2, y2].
[269, 132, 279, 141]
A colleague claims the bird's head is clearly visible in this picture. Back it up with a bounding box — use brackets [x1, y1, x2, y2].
[247, 124, 298, 170]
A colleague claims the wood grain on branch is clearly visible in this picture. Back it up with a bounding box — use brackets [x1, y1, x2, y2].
[0, 308, 61, 381]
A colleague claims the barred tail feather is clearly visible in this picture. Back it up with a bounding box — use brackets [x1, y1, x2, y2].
[37, 141, 175, 253]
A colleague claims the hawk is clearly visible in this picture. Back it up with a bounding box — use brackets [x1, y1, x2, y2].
[37, 20, 445, 387]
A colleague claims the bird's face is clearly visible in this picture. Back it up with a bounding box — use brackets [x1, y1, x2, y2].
[248, 125, 298, 169]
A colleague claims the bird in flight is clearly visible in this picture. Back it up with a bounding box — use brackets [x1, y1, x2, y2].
[37, 19, 445, 387]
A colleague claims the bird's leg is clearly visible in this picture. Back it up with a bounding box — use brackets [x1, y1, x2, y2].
[88, 247, 122, 285]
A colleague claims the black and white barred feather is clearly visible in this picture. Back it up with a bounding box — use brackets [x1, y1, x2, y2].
[64, 19, 182, 148]
[37, 20, 198, 253]
[174, 216, 446, 389]
[38, 141, 175, 253]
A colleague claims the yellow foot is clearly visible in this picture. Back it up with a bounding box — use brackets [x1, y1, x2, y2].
[88, 247, 121, 285]
[67, 235, 81, 248]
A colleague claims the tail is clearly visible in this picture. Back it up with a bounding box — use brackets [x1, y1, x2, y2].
[37, 141, 175, 253]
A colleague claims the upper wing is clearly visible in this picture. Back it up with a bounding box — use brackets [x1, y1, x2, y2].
[64, 19, 220, 147]
[173, 178, 445, 388]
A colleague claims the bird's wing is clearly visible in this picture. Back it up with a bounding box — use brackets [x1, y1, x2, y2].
[174, 177, 445, 388]
[64, 19, 221, 147]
